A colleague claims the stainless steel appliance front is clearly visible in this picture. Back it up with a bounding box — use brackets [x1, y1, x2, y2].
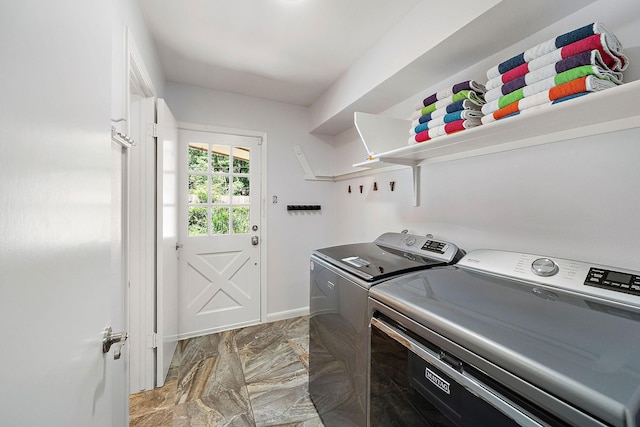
[309, 232, 463, 426]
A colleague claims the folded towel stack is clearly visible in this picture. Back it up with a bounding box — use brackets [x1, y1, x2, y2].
[408, 80, 486, 144]
[482, 22, 627, 124]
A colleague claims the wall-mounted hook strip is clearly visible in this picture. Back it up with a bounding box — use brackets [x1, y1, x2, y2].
[287, 205, 321, 211]
[111, 126, 135, 148]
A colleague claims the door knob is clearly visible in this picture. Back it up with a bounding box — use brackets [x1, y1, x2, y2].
[103, 327, 128, 360]
[251, 236, 259, 245]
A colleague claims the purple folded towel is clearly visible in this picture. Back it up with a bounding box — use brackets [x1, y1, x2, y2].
[415, 80, 486, 109]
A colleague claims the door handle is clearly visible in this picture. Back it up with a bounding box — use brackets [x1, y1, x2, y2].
[103, 327, 128, 360]
[251, 236, 259, 245]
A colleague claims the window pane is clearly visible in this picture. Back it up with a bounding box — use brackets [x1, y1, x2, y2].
[232, 207, 250, 234]
[189, 175, 208, 204]
[211, 176, 230, 203]
[233, 147, 250, 174]
[211, 207, 230, 235]
[188, 207, 208, 236]
[232, 177, 250, 204]
[211, 145, 230, 173]
[188, 143, 208, 172]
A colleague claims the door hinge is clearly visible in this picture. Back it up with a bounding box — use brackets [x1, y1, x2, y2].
[147, 332, 158, 349]
[147, 122, 158, 138]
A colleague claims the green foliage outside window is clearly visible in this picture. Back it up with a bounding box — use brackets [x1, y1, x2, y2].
[232, 207, 250, 234]
[188, 207, 207, 236]
[211, 207, 229, 234]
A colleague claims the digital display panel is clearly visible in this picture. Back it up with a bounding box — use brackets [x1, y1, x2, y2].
[606, 271, 632, 284]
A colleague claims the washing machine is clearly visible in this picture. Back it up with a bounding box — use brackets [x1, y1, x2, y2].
[309, 231, 464, 426]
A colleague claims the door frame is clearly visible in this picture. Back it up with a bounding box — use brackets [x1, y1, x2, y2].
[110, 134, 132, 426]
[178, 121, 269, 334]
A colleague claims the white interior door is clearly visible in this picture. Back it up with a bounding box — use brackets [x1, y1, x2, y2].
[0, 1, 122, 425]
[178, 129, 262, 338]
[128, 95, 157, 392]
[156, 99, 179, 386]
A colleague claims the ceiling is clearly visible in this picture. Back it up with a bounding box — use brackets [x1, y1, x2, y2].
[137, 0, 423, 106]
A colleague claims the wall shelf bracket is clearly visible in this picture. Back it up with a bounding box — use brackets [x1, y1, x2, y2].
[292, 144, 334, 182]
[411, 165, 419, 207]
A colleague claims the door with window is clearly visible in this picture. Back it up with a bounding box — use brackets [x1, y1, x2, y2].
[178, 129, 262, 336]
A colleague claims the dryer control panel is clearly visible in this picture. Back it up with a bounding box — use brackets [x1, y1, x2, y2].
[457, 249, 640, 308]
[585, 268, 640, 296]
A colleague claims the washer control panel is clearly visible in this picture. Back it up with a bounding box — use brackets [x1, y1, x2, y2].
[374, 232, 462, 263]
[421, 240, 449, 254]
[585, 268, 640, 296]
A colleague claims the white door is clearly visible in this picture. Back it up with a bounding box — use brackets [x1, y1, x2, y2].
[128, 96, 157, 392]
[156, 99, 179, 386]
[178, 129, 262, 337]
[0, 1, 121, 424]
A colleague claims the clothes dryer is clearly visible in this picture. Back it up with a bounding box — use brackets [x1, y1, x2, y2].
[369, 250, 640, 426]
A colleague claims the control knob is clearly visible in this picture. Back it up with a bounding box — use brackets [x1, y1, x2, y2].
[531, 258, 559, 277]
[403, 236, 417, 246]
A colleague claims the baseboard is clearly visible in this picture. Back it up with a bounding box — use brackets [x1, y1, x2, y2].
[266, 306, 310, 323]
[176, 319, 260, 341]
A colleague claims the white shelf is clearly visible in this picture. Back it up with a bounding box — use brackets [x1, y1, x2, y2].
[311, 0, 593, 135]
[353, 79, 640, 169]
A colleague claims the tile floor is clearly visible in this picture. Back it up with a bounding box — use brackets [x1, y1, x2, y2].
[130, 316, 324, 426]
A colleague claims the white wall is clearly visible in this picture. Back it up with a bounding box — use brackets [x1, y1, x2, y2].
[333, 130, 640, 270]
[164, 84, 336, 321]
[329, 0, 640, 271]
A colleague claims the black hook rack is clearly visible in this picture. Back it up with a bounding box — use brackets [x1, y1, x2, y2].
[287, 205, 321, 211]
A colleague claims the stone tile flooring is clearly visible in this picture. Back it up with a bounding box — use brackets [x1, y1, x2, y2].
[130, 316, 324, 426]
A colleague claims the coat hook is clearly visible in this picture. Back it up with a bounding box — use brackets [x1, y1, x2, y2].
[373, 182, 378, 191]
[348, 185, 351, 193]
[359, 185, 363, 193]
[390, 181, 395, 191]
